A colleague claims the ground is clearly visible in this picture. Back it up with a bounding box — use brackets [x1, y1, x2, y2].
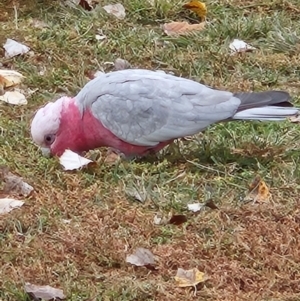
[0, 0, 300, 300]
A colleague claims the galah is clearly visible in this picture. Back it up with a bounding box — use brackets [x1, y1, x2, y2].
[31, 69, 298, 157]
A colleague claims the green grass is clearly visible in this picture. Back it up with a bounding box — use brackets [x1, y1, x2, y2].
[1, 0, 300, 300]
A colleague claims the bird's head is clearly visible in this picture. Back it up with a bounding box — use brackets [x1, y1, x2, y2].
[30, 96, 71, 156]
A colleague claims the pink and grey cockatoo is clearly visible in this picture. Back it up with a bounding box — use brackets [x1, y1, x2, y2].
[31, 69, 298, 157]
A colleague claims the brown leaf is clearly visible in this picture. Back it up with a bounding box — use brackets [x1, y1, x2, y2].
[66, 0, 96, 10]
[162, 21, 206, 36]
[79, 0, 93, 11]
[169, 214, 188, 225]
[244, 175, 271, 203]
[24, 283, 65, 300]
[205, 198, 219, 210]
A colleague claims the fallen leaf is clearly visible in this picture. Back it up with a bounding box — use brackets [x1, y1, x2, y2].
[104, 151, 121, 165]
[125, 187, 147, 203]
[0, 166, 34, 196]
[169, 214, 188, 225]
[103, 3, 126, 20]
[0, 91, 27, 105]
[187, 203, 204, 212]
[114, 58, 131, 70]
[153, 212, 169, 225]
[95, 34, 107, 41]
[24, 283, 65, 300]
[229, 39, 256, 55]
[59, 150, 94, 170]
[3, 38, 30, 58]
[0, 198, 24, 214]
[289, 115, 300, 123]
[0, 69, 24, 89]
[244, 175, 271, 203]
[162, 21, 206, 36]
[175, 267, 206, 287]
[183, 1, 207, 20]
[204, 198, 219, 209]
[126, 248, 155, 267]
[29, 19, 49, 28]
[79, 0, 93, 10]
[66, 0, 94, 10]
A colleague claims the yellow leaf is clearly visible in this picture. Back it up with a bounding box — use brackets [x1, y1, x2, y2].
[174, 268, 205, 287]
[162, 21, 206, 36]
[183, 1, 207, 20]
[244, 176, 271, 203]
[0, 70, 24, 89]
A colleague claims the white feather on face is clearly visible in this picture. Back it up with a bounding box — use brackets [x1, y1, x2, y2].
[30, 97, 71, 148]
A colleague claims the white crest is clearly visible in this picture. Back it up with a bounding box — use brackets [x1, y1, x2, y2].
[30, 97, 71, 148]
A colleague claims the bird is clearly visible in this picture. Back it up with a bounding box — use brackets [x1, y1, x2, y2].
[30, 69, 298, 158]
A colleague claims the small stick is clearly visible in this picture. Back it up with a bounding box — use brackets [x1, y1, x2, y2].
[13, 1, 18, 29]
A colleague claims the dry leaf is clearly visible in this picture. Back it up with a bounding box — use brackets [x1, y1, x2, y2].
[3, 38, 30, 58]
[103, 3, 126, 20]
[0, 198, 24, 214]
[0, 166, 33, 197]
[125, 187, 147, 203]
[59, 150, 94, 170]
[66, 0, 94, 10]
[289, 115, 300, 123]
[153, 212, 169, 225]
[183, 1, 207, 20]
[162, 21, 206, 36]
[114, 58, 131, 70]
[244, 175, 271, 203]
[95, 34, 107, 41]
[187, 203, 204, 212]
[0, 91, 27, 105]
[0, 70, 24, 89]
[24, 283, 65, 300]
[169, 214, 188, 225]
[126, 248, 155, 267]
[29, 19, 49, 28]
[79, 0, 93, 10]
[205, 198, 219, 209]
[104, 151, 121, 165]
[175, 267, 205, 287]
[229, 39, 256, 55]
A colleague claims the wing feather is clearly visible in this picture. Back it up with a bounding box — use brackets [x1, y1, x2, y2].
[75, 69, 240, 146]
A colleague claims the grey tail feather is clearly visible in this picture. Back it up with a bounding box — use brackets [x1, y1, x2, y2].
[234, 91, 292, 111]
[231, 91, 299, 121]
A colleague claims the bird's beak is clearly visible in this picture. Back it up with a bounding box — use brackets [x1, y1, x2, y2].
[40, 147, 51, 157]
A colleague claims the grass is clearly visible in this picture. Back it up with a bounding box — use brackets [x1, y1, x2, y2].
[1, 0, 300, 300]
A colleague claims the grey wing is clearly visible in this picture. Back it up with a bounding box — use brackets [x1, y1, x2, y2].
[75, 69, 241, 146]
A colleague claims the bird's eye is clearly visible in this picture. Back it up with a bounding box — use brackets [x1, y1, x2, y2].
[44, 134, 55, 145]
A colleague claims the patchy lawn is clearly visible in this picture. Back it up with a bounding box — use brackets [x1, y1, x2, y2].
[1, 0, 300, 300]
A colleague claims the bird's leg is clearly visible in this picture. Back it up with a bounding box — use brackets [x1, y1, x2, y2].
[106, 147, 137, 161]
